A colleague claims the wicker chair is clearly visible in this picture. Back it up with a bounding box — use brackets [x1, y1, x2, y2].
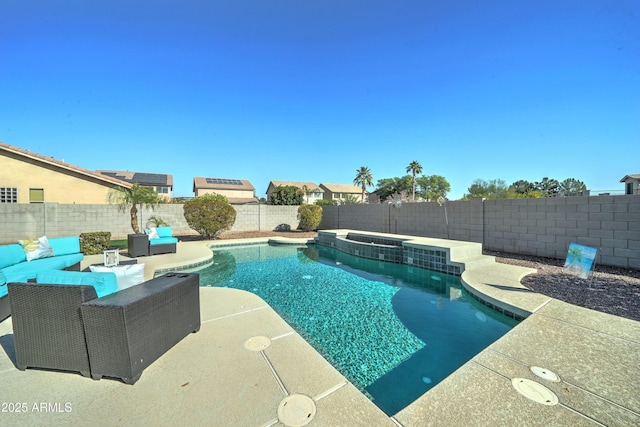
[7, 273, 200, 384]
[8, 283, 97, 377]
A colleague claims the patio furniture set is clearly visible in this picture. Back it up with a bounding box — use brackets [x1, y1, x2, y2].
[0, 235, 84, 322]
[1, 231, 200, 384]
[128, 226, 179, 257]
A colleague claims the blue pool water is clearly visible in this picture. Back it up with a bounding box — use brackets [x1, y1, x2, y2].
[199, 244, 518, 415]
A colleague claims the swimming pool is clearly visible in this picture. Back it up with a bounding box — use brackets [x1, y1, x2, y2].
[199, 243, 518, 415]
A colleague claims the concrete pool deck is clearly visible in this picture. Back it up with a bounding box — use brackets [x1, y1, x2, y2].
[0, 238, 638, 426]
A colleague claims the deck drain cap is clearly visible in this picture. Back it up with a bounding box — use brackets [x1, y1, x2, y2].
[531, 366, 561, 382]
[277, 394, 316, 427]
[512, 378, 558, 405]
[244, 336, 271, 351]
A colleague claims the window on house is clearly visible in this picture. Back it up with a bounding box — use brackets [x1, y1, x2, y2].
[29, 188, 44, 203]
[157, 186, 169, 194]
[626, 182, 633, 195]
[0, 187, 18, 203]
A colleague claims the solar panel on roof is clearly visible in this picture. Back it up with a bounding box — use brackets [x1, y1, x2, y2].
[205, 178, 242, 185]
[133, 173, 167, 185]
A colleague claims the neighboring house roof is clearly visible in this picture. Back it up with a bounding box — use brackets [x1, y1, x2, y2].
[193, 177, 255, 192]
[267, 181, 324, 193]
[620, 174, 640, 182]
[319, 183, 363, 194]
[97, 170, 173, 188]
[0, 142, 132, 188]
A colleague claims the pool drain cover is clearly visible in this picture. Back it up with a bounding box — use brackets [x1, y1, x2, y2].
[244, 336, 271, 351]
[530, 366, 561, 382]
[512, 378, 558, 406]
[277, 394, 316, 427]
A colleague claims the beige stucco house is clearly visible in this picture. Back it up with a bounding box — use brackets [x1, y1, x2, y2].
[97, 170, 173, 199]
[0, 142, 131, 204]
[319, 183, 365, 203]
[620, 174, 640, 195]
[266, 181, 324, 204]
[192, 177, 258, 204]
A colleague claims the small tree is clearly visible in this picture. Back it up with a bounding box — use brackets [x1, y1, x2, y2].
[107, 183, 160, 234]
[183, 193, 236, 239]
[406, 160, 423, 201]
[270, 185, 303, 205]
[297, 204, 322, 231]
[354, 166, 373, 203]
[146, 216, 169, 228]
[463, 178, 509, 200]
[416, 175, 451, 201]
[373, 176, 412, 202]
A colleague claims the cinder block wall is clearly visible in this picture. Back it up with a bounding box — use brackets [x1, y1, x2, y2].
[0, 204, 300, 242]
[258, 205, 301, 231]
[1, 197, 638, 268]
[484, 195, 640, 268]
[319, 196, 640, 269]
[319, 200, 484, 243]
[319, 204, 389, 233]
[230, 205, 300, 232]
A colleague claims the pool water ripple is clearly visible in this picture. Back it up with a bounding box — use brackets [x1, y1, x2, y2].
[200, 244, 517, 415]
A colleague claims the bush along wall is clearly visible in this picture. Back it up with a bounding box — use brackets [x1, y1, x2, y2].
[79, 232, 112, 255]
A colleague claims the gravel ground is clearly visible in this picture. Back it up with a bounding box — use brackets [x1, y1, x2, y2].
[485, 250, 640, 322]
[181, 231, 640, 322]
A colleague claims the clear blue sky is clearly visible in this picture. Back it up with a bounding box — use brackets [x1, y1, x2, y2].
[2, 1, 638, 199]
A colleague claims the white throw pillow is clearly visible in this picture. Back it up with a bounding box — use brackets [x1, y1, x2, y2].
[145, 227, 159, 240]
[19, 236, 54, 261]
[90, 263, 145, 290]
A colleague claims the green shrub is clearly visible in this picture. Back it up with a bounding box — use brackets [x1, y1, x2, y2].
[183, 193, 236, 239]
[270, 185, 303, 205]
[79, 231, 112, 255]
[297, 204, 322, 231]
[315, 199, 337, 206]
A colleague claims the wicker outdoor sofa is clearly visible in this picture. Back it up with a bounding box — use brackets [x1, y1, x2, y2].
[0, 296, 10, 323]
[8, 272, 200, 384]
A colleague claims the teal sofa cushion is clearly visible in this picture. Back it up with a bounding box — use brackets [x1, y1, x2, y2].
[2, 253, 84, 283]
[149, 236, 178, 246]
[156, 227, 173, 238]
[36, 270, 118, 298]
[49, 236, 81, 256]
[0, 244, 27, 269]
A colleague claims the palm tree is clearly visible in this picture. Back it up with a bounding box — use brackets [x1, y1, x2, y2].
[353, 166, 373, 203]
[107, 183, 160, 234]
[406, 160, 423, 201]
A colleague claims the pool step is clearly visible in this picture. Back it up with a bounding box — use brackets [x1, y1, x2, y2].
[458, 255, 497, 271]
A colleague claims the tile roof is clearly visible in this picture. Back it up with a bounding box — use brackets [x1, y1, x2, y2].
[0, 142, 132, 188]
[620, 174, 640, 182]
[319, 183, 363, 193]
